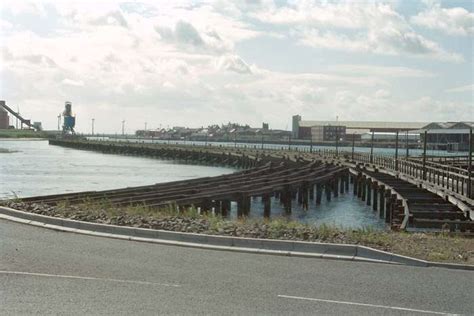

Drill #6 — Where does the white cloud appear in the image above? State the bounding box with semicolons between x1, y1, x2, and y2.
297;27;462;62
216;55;252;74
155;20;232;53
62;78;84;87
375;89;391;99
255;2;463;62
0;0;471;131
330;64;435;77
445;84;474;93
411;5;474;36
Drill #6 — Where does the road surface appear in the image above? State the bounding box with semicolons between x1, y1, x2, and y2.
1;220;472;315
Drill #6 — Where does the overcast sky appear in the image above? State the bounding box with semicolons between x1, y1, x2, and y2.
0;0;472;133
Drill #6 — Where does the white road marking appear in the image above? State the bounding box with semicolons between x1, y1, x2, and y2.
0;270;181;287
278;295;459;315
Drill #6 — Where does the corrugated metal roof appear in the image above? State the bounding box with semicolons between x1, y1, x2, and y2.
416;129;471;134
299;120;427;129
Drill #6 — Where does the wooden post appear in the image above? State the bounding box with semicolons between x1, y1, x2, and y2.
283;184;292;213
468;128;472;199
309;184;315;200
372;181;378;211
333;179;339;197
345;173;350;191
213;200;221;216
395;130;399;171
221;199;231;217
325;182;332;201
370;131;374;164
244;195;251;216
366;178;372;206
351;133;355;161
310;138;313;153
262;194;271;218
422;130;427;180
379;185;385;218
236;194;250;217
316;184;322;205
361;175;366;201
297;186;304;205
357;174;363;198
339;176;344;194
302;182;309;210
353;174;358;195
384;191;392;223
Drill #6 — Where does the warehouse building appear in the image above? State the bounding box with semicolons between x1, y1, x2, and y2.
292;115;427;140
418;122;473;151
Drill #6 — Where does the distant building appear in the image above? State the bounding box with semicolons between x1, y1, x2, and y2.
292;115;427;140
262;122;269;130
0;106;9;129
311;125;346;142
33;122;42;131
418;122;473;151
360;132;420;142
292;115;301;138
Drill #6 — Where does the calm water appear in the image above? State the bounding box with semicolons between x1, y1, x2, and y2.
0;139;235;199
0;139;385;229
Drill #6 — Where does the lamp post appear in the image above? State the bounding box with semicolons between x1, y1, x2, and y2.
422;130;428;180
121;120;125;136
91;118;95;136
468;128;472;198
395;130;399;171
406;131;409;158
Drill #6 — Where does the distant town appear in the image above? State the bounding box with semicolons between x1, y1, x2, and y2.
0;100;472;151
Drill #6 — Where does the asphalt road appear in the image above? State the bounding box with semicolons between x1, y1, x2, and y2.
1;220;473;315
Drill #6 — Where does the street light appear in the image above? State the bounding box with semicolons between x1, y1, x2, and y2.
121;120;125;136
91;118;95;136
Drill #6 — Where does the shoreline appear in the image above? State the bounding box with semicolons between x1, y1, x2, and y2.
2;200;472;265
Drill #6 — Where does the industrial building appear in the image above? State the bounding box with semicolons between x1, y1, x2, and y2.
0;106;9;129
292;115;427;140
292;115;472;151
418;122;473;151
360;132;420;142
310;125;346;142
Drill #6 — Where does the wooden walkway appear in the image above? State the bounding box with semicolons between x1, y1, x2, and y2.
353;169;473;232
9;139;473;232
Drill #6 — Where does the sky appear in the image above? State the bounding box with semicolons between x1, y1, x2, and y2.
0;0;473;133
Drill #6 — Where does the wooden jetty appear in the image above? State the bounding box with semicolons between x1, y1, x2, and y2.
10;139;473;233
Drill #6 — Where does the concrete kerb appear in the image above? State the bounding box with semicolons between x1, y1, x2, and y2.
0;206;472;271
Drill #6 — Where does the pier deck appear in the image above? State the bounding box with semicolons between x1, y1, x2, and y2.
6;139;473;233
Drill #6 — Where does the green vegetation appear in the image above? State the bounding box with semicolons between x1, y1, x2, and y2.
0;129;52;139
2;198;473;265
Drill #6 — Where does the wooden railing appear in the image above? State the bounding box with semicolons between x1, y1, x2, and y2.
312;149;472;200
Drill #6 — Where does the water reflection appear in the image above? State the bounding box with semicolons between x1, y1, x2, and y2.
1;139;386;229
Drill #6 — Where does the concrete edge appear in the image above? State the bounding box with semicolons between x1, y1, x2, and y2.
1;206;473;271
